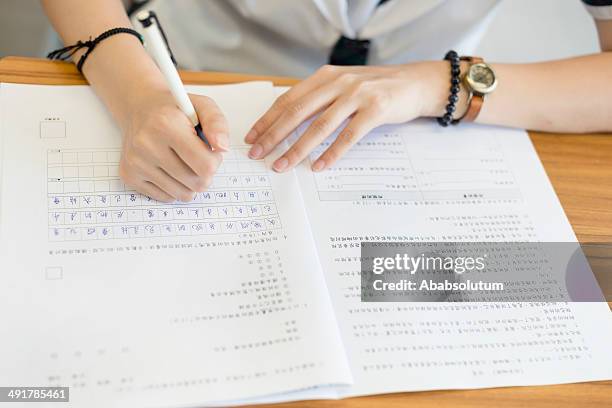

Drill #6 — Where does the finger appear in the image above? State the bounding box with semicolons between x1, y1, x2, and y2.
247;82;340;160
143;165;196;203
170;128;223;182
311;109;380;172
133;180;175;203
245;65;341;143
121;167;175;203
190;94;230;151
271;97;359;172
159;148;208;192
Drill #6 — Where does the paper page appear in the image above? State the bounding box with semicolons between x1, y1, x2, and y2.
0;83;352;407
292;118;612;396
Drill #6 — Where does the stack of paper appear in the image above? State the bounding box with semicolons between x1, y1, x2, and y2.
0;82;610;407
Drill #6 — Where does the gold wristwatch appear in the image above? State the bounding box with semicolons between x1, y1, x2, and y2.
461;57;498;122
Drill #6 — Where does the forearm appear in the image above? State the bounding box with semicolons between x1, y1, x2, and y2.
425;53;612;133
41;0;167;129
479;54;612;132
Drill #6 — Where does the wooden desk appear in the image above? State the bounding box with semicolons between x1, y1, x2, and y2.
1;56;611;408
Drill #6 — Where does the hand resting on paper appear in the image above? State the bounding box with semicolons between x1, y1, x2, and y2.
244;63;454;173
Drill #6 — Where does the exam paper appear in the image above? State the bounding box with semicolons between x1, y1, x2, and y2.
293;119;612;396
0;83;352;407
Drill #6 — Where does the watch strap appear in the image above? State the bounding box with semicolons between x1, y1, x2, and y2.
463;93;484;122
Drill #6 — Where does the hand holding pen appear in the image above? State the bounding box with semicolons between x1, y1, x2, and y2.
114;10;229;203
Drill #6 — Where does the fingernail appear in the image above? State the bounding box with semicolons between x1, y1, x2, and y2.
312;159;325;172
248;143;263;159
245;129;257;144
216;134;230;152
273;157;289;172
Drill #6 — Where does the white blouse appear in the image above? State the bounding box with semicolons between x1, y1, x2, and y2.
133;0;611;77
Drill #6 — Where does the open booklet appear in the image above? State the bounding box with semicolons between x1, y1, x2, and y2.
0;82;611;408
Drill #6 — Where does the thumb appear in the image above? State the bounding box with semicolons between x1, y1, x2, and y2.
189;94;230;152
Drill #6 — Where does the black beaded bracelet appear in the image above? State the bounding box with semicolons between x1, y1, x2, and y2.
436;50;462;127
47;28;144;73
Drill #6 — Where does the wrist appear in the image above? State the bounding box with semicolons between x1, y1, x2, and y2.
80;35;170;130
418;60;470;119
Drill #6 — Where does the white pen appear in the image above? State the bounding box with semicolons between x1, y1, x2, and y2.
137;10;211;148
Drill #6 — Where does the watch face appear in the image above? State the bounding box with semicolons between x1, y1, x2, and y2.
467;63;497;94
